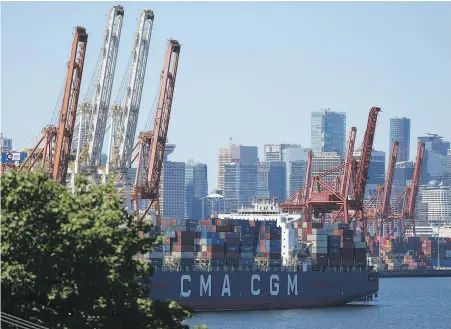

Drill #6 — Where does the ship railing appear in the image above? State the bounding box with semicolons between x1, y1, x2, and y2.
151;264;372;273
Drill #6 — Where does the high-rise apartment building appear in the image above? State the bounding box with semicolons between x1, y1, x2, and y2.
311;109;346;159
223;162;258;212
257;161;286;202
217;144;258;190
185;160;208;220
264;144;302;162
389;117;411;162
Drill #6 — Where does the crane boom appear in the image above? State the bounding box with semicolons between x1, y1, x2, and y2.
381;141;399;217
111;10;154;172
407;142;425;218
146;39;180;205
85;6;124;168
131;40;181;220
53;27;88;184
353;107;381;211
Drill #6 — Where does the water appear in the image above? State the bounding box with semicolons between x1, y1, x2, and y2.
187;277;451;329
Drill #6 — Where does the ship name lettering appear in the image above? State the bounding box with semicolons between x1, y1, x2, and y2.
287;274;298;296
251;274;260;296
181;275;191;298
221;274;231;296
270;274;279;296
200;274;211;297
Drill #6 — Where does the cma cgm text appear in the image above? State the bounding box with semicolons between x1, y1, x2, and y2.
180;274;299;297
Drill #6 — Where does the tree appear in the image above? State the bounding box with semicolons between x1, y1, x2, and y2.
1;171;199;329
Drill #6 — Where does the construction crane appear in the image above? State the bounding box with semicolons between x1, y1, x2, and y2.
73;6;124;182
106;10;154;179
131;39;181;222
19;27;88;185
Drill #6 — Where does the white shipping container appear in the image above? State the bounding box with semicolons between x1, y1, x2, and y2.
307;234;328;242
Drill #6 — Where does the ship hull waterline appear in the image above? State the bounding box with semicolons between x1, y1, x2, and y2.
149;270;379;312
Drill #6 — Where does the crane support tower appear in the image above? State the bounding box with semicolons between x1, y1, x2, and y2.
279;150;312;217
107;10;155;176
131;39;181;222
19;27;88;185
75;6;124;175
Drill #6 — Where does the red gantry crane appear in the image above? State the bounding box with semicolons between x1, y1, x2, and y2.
131;39;181;222
19;27;88;184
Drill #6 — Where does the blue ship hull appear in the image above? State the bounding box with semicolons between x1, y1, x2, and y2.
149;269;379;311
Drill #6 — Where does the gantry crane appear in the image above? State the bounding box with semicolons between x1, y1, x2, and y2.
131;39;181;222
18;27;88;184
106;10;154;179
307;126;357;224
72;6;124;183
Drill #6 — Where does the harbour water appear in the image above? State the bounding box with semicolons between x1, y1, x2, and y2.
187;277;451;329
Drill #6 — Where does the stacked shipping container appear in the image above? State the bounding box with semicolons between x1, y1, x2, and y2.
148;217;368;268
376;236;451;270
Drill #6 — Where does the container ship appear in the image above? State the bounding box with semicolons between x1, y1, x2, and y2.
146;198;379;311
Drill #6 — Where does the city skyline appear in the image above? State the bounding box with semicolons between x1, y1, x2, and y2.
2;2;451;190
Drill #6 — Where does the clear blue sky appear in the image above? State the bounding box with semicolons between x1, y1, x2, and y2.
2;1;451;190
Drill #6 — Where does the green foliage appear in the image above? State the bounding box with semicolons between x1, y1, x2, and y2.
1;171;199;329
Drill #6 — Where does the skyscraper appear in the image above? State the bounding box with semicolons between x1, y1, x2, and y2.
185;160;208;220
389;117;411;162
223;162;258;212
311;152;341;185
282;147;311;199
311;109;346;159
217;144;258;190
159;144;186;222
257;161;286;202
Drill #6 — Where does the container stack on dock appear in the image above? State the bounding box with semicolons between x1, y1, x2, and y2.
378;236;451;270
